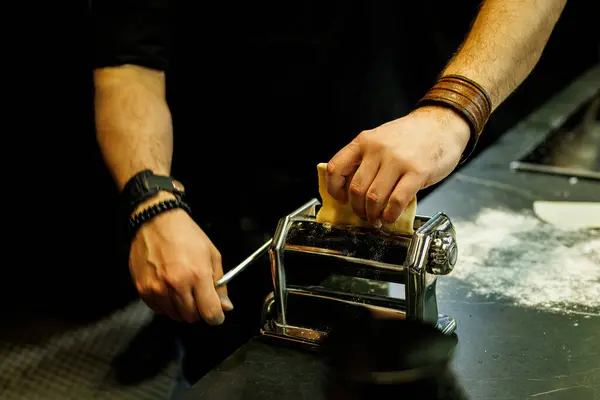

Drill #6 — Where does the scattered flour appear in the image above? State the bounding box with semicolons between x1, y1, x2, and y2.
446;208;600;314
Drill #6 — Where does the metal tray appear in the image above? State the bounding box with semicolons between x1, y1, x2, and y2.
510;94;600;180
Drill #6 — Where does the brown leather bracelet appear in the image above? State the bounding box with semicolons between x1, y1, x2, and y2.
416;74;492;164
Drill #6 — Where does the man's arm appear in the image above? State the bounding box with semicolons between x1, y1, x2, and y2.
326;0;567;226
94;66;172;191
92;1;232;324
92;0;174;189
443;0;567;111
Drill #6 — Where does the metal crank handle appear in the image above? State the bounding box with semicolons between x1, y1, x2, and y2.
214;238;273;288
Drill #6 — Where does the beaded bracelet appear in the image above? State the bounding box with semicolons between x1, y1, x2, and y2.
127;198;192;239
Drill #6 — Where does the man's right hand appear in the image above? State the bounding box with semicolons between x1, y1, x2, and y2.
129;197;233;324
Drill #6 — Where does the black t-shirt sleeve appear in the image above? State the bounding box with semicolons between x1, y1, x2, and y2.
92;0;173;71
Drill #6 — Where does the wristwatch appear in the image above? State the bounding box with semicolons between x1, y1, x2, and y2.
121;170;186;216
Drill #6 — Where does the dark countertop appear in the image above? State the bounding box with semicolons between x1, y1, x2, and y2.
183;65;600;400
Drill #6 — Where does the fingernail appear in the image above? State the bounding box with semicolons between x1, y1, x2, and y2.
219;294;234;311
373;219;382;229
208;312;225;326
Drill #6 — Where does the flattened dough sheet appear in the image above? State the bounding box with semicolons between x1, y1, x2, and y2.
315;163;417;234
533;201;600;230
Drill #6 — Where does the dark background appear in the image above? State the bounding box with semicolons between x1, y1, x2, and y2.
6;0;598;320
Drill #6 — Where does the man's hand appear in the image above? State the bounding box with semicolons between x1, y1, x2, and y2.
326;106;470;226
326;0;567;226
94;66;231;324
129;195;234;324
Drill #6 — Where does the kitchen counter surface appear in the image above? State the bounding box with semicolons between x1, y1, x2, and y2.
183;65;600;400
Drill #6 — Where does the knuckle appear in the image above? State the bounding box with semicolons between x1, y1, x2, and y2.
163;273;185;289
349;182;365;196
151;283;169;297
137;281;168;298
383;211;399;224
196;267;213;282
366;189;382;204
371;140;384;152
356;130;371;141
359;130;382;146
326;160;338;174
388;195;408;209
402;159;427;177
390;148;411;163
212;250;222;265
137;284;152;297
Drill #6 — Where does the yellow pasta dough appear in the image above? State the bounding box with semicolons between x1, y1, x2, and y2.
315;163;417;234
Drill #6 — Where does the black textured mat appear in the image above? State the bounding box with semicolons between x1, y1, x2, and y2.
0;301;177;400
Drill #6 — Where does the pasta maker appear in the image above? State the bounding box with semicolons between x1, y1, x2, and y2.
253;198;459;349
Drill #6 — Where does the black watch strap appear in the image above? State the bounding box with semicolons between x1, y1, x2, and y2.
121;170;186;216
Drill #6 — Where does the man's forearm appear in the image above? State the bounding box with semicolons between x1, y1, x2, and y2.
443;0;567;111
94;65;173;191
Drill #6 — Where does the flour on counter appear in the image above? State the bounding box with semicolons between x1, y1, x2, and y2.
445;208;600;313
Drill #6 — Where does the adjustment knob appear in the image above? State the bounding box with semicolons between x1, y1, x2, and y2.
427;231;457;275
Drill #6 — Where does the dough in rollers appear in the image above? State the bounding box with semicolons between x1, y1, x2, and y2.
315;163;417;234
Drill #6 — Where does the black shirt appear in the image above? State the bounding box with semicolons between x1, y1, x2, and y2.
90;1;483;223
93;0;173;71
92;0;410;220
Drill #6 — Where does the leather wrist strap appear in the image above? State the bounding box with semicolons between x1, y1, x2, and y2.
417;74;492;164
127;198;192;240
